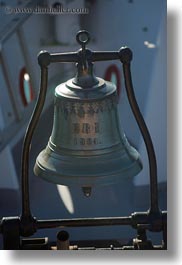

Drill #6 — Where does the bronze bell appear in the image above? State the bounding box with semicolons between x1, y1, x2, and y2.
34;31;142;188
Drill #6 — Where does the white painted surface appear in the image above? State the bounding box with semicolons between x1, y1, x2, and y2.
48;0;84;44
134;11;166;186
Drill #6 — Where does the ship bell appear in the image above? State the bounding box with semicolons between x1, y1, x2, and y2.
34;31;143;189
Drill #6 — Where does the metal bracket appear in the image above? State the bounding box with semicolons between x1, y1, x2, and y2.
1;217;20;250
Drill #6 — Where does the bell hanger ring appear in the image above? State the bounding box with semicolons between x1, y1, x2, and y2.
37;30;132;68
76;30;90;70
76;30;90;50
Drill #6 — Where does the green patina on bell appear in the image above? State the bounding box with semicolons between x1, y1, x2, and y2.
34;31;142;188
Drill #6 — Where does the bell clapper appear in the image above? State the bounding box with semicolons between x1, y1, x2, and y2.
82;186;92;197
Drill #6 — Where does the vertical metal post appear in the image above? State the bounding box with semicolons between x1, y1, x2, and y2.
57;231;70;250
20;65;48;231
119;47;160;214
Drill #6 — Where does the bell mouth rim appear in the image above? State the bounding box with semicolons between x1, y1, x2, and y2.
34;156;142;187
34;142;143;186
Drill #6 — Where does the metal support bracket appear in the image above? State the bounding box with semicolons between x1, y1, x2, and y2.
1;217;20;250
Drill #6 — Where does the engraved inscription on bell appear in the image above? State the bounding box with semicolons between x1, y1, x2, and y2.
51;94;121;151
72;122;101;147
73;122;99;134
